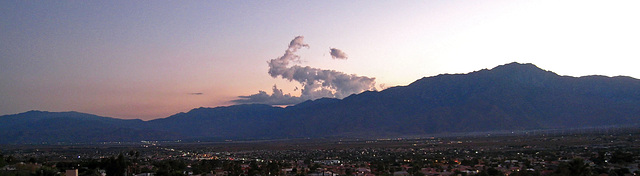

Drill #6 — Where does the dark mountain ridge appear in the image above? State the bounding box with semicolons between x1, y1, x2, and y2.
0;111;176;144
1;62;639;144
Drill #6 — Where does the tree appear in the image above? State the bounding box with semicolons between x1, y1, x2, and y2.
478;167;503;176
154;159;187;176
511;170;540;176
0;154;7;168
34;166;61;176
105;154;128;176
309;163;320;173
554;158;591;176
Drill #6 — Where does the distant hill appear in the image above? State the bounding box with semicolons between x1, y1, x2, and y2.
2;62;639;144
0;111;178;143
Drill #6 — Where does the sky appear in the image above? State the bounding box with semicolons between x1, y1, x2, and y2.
1;1;639;120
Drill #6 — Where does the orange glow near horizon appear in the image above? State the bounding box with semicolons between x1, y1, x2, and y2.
2;1;639;120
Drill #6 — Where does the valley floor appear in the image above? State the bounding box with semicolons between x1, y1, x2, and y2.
1;128;639;176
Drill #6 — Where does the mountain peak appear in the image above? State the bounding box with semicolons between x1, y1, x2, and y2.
409;62;557;87
496;62;537;67
3;62;640;144
489;62;549;74
24;110;49;114
479;62;557;88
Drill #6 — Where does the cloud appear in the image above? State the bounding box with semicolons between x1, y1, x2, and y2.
329;48;348;59
231;85;305;105
233;36;376;105
189;93;204;95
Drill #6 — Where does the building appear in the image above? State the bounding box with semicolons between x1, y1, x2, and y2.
65;169;78;176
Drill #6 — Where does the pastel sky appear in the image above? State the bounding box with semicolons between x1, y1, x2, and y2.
2;1;639;120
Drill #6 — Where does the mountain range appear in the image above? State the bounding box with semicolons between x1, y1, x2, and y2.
2;62;639;144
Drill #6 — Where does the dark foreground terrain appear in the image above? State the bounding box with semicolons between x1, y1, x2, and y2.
1;128;639;176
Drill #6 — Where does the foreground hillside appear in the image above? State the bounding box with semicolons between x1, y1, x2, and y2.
2;62;639;143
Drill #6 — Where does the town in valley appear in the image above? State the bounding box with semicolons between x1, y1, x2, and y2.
2;128;639;176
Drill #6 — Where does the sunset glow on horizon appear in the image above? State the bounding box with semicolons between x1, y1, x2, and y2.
2;1;639;120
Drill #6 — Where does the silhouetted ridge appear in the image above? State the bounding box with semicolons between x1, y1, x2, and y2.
288;98;340;110
2;62;639;143
489;62;552;75
0;111;173;144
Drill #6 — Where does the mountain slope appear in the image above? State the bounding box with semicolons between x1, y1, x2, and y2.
324;63;640;135
0;111;177;144
145;104;285;139
143;62;640;139
2;62;639;143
